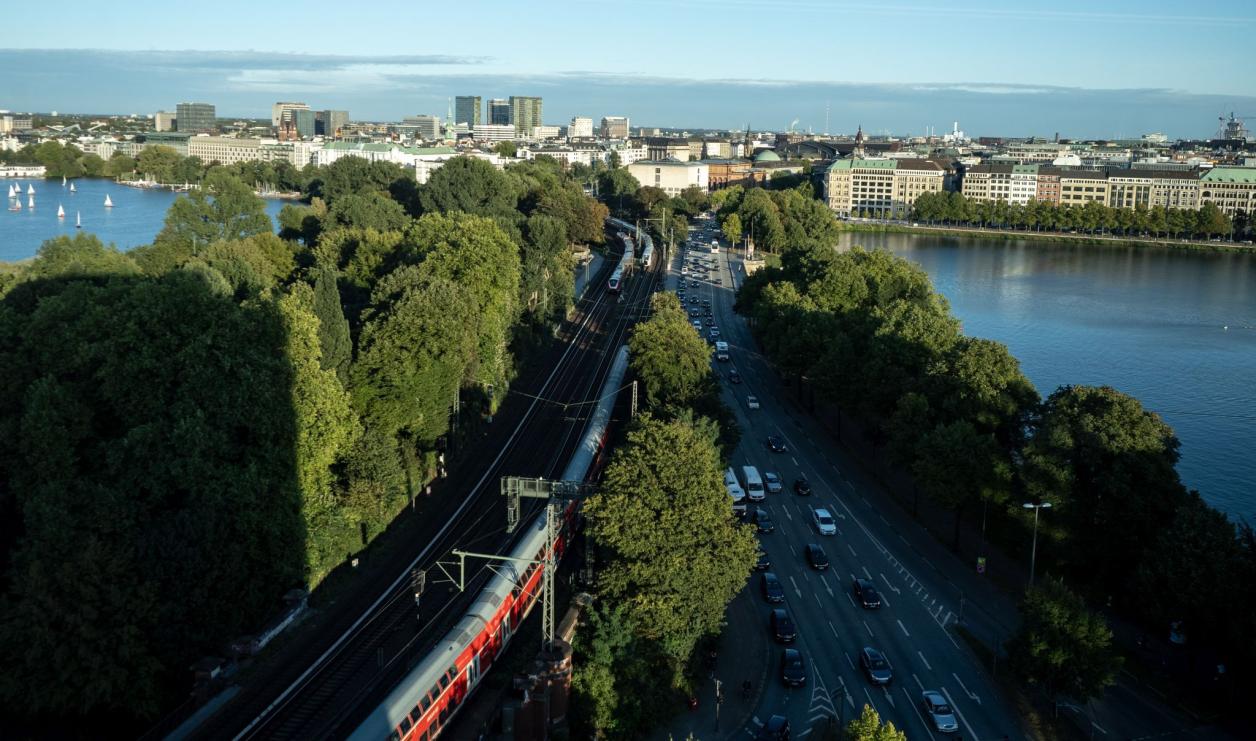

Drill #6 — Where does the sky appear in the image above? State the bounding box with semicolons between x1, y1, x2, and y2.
2;0;1254;138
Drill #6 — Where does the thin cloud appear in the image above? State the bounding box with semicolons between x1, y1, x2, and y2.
1;48;488;71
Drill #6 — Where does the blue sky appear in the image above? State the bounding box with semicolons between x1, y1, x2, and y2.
2;0;1254;138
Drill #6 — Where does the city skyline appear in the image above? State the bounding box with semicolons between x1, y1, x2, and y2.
2;0;1255;138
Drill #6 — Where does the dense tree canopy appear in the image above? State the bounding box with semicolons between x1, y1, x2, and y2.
153;170;273;253
628;293;713;408
1007;578;1122;702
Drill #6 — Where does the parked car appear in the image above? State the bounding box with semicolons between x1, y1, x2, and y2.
804;543;830;570
761;572;785;603
770;608;797;644
793;475;812;496
766;435;787;453
755;550;771;571
921;690;959;734
859;646;893;685
853;577;881;609
813;507;837;535
780;648;807;687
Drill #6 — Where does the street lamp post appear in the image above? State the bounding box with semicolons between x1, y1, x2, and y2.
1022;502;1053;586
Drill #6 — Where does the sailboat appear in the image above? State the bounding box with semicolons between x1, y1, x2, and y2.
69;182;77;193
104;194;113;208
28;194;34;209
57;204;65;219
5;184;11;198
27;184;34;195
9;198;20;212
62;175;67;187
75;211;81;228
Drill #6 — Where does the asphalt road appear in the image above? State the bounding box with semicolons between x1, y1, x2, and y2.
668;223;1020;740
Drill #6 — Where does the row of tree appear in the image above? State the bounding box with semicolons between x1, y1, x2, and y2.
0;154;608;729
572;293;755;738
909;190;1242;240
736;234;1256;707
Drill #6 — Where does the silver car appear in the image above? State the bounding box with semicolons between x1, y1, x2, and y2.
921;690;958;733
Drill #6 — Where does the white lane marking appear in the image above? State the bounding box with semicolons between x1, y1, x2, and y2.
791;456;799;466
847;544;858;558
845;652;856;671
897;619;911;638
903;686;938;741
863;688;879;715
823;575;835;597
882;685;896;708
880;593;892;608
863;620;874;637
913;673;926;692
838;677;855;708
918;650;933;671
797;729;812;738
846;593;859;609
790;576;803;599
862;566;874;580
830;621;841;641
879;572;902;595
941;686;980;740
815;593;823;607
951;672;982;705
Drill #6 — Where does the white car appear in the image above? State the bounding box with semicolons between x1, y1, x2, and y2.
747;395;760;410
921;690;959;734
813;507;837;535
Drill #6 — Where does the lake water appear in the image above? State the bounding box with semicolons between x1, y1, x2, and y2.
0;177;288;262
839;232;1256;524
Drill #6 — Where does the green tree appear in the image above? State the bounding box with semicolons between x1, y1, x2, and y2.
325;191;411;232
493;140;518;158
418;156;520;219
628;293;713;408
136;145;183;183
1007;578;1122;702
21;233;140;280
721;211;742;246
308;156;410;205
312;266;352;383
584;415;757;679
913;421;1011;550
1196;202;1231;238
844;704;908;741
154;170;272;254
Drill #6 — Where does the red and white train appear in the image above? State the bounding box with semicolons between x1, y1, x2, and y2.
347;346;630;741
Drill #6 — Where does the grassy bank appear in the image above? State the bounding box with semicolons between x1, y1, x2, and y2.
837;221;1254;253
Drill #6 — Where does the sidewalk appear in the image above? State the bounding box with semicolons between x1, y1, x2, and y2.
654;588;771;741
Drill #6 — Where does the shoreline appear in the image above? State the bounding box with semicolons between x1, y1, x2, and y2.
837;221;1254;253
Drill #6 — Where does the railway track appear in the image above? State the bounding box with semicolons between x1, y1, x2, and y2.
180;229;660;741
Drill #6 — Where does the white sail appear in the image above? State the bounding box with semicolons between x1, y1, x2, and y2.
28;195;34;209
76;211;81;228
104;194;114;208
57;204;65;218
27;184;34;195
70;182;76;193
62;175;67;186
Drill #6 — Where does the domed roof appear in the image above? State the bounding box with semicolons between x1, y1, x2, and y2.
753;148;781;162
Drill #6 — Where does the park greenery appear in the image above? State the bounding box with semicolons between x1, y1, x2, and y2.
843;704;908;741
733;193;1256;707
572;294;755;739
908;191;1243;240
0;154;607;728
1007;578;1122;703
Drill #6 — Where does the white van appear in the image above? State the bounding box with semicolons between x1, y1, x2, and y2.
715;341;729;361
725;467;747;514
742;465;765;502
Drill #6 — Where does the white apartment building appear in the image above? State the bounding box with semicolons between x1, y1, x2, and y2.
531;125;561;140
522;146;595;168
824;157;945;218
627;160;709;195
568;117;594;139
610;143;647;165
473;124;516;143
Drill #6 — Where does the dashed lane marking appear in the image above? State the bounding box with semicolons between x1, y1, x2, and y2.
897;619;911;638
903;686;938;741
918;650;933;671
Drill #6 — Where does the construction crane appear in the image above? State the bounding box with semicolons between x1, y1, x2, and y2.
1216;112;1254;140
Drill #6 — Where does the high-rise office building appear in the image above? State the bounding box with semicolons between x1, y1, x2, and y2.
569;116;594;139
315;110;350;137
601;116;630;139
404;115;442;141
176;102;217;134
272;101;309;128
154;111;175;132
509;96;543;138
455;96;482;128
292;109;316;139
489;99;511;126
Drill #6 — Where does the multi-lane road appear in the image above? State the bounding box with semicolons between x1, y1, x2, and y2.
667;221;1020;739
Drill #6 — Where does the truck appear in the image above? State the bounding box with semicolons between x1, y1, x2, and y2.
715;341;729;361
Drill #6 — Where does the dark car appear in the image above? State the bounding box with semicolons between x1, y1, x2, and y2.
755;715;791;741
761;572;785;603
754;507;775;534
766;435;787;453
793;476;812;496
755;550;771;571
728;369;742;384
853;577;881;609
860;646;893;685
780;648;806;687
770;608;797;644
804;544;830;570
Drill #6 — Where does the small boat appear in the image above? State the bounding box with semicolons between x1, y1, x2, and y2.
28;195;34;209
69;182;76;193
27;184;34;195
9;199;20;211
57;204;65;219
104;194;113;208
6;184;14;198
75;211;81;228
62;175;67;187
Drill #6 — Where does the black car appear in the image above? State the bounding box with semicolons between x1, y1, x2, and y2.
780;648;806;687
766;435;787;453
860;646;893;685
804;543;830;570
754;507;775;534
761;572;785;603
793;476;812;496
853;577;881;609
728;369;742;384
755;715;791;741
755;550;771;571
770;608;797;644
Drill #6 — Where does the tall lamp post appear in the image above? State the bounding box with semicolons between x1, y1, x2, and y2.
1022;502;1052;586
